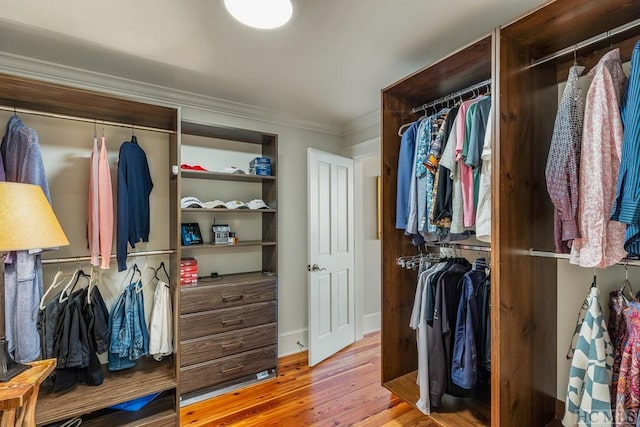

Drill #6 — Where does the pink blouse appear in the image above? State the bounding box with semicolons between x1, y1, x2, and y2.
570;49;628;268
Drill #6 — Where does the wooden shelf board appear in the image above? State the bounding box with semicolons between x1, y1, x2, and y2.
35;358;176;425
79;393;176;427
182;208;276;213
384;372;490;427
181;121;276;144
181;241;276;250
181;170;275;182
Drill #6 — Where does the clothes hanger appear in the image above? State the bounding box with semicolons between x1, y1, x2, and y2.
39;270;72;310
60;268;91;303
398;121;416;137
155;261;171;287
590;268;597;289
118;262;142;293
620;261;634;300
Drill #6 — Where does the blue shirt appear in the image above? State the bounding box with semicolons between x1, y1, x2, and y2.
117;137;153;271
396;121;420;229
612;40;640;255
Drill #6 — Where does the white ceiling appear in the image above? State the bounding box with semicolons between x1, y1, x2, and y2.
0;0;547;132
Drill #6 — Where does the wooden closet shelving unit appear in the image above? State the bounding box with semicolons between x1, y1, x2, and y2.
0;74;181;426
381;1;640;426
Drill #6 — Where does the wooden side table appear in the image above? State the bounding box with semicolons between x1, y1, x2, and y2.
0;359;56;427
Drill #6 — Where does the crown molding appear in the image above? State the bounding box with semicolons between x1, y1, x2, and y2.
0;51;343;136
342;108;380;136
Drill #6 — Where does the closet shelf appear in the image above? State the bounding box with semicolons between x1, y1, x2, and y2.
182;208;277;213
181;241;276;250
35;358;176;426
384;372;490;427
76;392;176;427
181;170;276;183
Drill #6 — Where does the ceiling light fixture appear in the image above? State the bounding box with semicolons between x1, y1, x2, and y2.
224;0;293;30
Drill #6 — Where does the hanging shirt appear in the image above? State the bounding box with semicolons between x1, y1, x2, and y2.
406;119;426;236
456;98;483;228
476;109;492;243
563;286;613;427
149;279;173;360
546;65;586;254
612;40;640;255
570;49;627;268
466;96;491;212
1;115;50;363
88;137;100;266
410;261;448;415
98;136;114;269
432;106;459;228
396;122;420;230
116;137;154;272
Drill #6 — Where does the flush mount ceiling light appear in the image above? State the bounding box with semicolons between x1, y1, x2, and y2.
224;0;293;29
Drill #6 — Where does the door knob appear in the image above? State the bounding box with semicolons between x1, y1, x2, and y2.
307;264;327;272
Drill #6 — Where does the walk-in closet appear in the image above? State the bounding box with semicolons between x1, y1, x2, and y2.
381;0;640;426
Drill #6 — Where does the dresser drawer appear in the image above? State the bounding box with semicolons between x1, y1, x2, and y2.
181;276;276;314
180;301;276;340
180;323;277;367
180;345;277;394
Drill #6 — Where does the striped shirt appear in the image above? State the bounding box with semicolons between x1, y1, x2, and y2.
611;40;640;255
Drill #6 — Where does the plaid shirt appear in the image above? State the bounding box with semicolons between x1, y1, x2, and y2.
545;65;584;253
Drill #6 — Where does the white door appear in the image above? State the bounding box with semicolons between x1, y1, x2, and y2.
307;148;355;366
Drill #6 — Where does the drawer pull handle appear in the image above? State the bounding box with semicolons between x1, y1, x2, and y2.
222;317;244;325
221;364;244;373
222;294;244;302
221;340;244;349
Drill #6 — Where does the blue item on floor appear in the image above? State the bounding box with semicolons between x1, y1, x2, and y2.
109;392;160;411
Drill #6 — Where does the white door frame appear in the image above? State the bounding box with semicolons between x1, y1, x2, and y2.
343;138;380;340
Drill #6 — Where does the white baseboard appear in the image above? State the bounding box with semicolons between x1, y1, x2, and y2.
278;328;308;357
362;312;381;335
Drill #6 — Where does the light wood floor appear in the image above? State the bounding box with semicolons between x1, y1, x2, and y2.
179;332;438;426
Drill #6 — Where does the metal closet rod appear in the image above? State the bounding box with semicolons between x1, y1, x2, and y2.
41;249;177;265
411;78;492;114
0;105;176;135
528;248;640;267
529;17;640;68
428;242;491;253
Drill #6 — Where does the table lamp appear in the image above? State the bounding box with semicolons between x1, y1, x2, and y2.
0;182;69;381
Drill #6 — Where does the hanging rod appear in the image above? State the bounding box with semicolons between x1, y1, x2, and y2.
411;78;492;114
529;17;640;68
428;242;491;253
528;248;640;267
0;105;176;135
41;249;177;265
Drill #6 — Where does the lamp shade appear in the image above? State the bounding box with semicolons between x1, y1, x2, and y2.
0;182;69;251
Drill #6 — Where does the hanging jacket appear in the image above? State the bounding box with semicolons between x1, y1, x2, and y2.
116;137;153;271
451;258;489;389
1;114;51;363
396;121;420;230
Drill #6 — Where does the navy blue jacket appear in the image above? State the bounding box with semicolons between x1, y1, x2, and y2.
117;137;153;271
